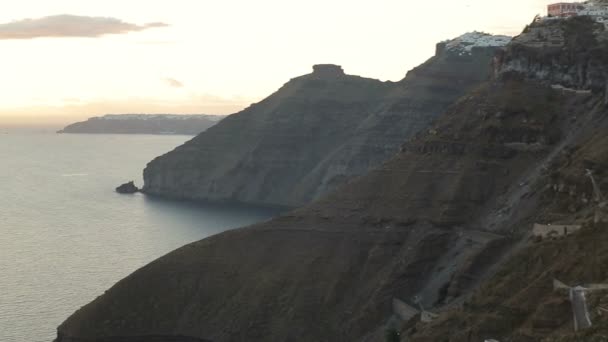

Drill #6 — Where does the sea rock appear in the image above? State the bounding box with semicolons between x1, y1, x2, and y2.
311;64;345;78
115;181;139;194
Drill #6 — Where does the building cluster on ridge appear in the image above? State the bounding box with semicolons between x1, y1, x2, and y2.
441;32;512;56
546;1;608;24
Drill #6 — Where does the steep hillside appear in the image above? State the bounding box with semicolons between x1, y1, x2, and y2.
56;19;608;342
497;16;608;91
407;127;608;342
58;114;224;135
56;77;596;342
142;33;506;207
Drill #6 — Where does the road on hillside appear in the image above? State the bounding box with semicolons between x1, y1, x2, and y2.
570;287;592;331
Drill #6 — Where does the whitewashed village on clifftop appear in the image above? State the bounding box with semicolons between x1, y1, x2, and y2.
545;0;608;25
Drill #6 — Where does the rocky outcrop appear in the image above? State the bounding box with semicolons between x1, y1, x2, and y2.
115;181;139;194
496;16;608;92
142;34;507;207
58;114;224;135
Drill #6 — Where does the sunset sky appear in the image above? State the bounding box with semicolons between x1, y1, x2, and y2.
1;0;549;128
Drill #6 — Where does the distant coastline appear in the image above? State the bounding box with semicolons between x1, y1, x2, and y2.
57;114;226;135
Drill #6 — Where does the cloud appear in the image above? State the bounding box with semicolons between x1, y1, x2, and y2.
0;15;168;40
163;77;184;88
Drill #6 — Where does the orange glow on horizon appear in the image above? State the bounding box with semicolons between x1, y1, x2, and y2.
1;0;550;126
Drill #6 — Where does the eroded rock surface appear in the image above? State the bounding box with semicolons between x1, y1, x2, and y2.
115;181;139;194
142;35;505;207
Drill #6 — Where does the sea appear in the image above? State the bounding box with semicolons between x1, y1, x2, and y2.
0;133;282;342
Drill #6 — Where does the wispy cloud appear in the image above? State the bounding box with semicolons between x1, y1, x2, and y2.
163;77;184;88
0;15;168;40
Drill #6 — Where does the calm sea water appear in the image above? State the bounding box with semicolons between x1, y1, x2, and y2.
0;133;281;342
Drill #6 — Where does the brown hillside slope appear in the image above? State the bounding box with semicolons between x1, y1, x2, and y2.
407;224;608;342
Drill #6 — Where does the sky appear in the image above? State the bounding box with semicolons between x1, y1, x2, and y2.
0;0;550;128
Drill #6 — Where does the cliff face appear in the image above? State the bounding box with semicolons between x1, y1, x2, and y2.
143;65;392;207
58;114;224;135
496;16;608;92
142;34;504;207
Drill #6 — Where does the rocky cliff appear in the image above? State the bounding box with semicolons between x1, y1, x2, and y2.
407;117;608;342
496;16;608;92
58;114;224;135
401;16;608;342
142;33;507;207
56;21;608;342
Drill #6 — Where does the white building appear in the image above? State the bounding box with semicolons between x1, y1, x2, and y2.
532;223;582;238
546;1;608;25
579;1;608;16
